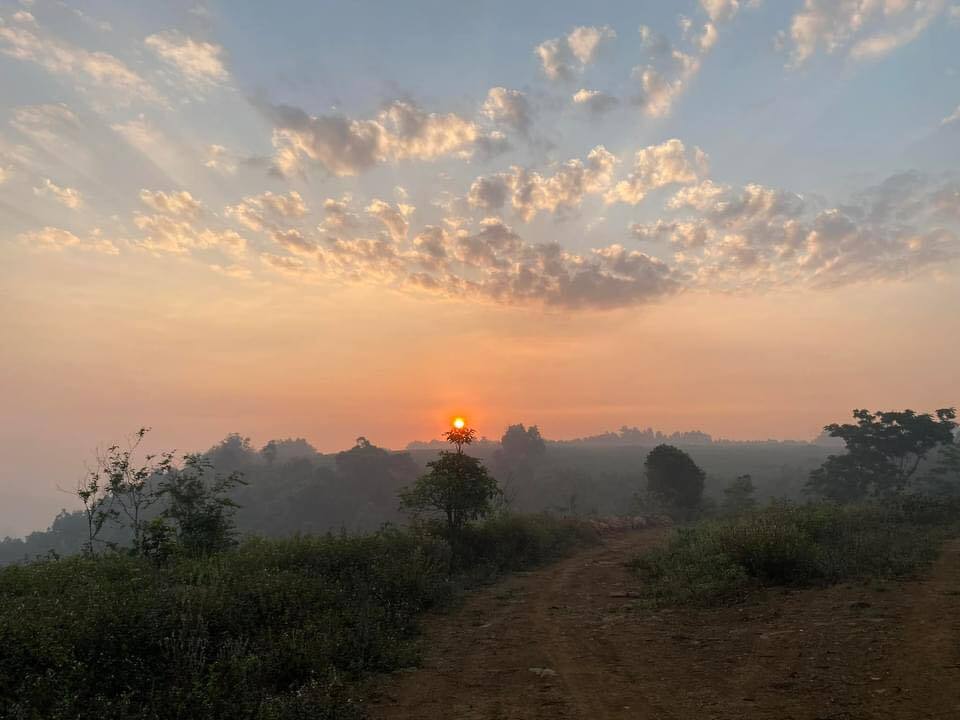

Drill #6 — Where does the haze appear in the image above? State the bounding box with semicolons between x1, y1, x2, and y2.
1;0;959;537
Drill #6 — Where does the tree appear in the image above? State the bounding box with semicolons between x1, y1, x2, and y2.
922;437;960;497
493;424;547;507
644;444;705;512
86;428;174;553
722;474;756;514
156;454;246;556
806;408;957;501
400;423;499;533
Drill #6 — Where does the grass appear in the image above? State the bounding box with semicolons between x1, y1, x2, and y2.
0;513;595;720
631;497;959;607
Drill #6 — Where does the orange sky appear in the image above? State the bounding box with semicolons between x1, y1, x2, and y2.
2;245;957;535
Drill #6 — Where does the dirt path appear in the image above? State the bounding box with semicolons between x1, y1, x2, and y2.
368;531;960;720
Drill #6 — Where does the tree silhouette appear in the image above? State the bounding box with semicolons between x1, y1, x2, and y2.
807;408;957;501
644;444;705;512
400;422;499;532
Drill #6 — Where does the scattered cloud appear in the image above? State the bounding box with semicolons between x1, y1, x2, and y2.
482;87;533;135
33;178;83;209
133;213;245;255
784;0;947;67
17;226;118;254
700;0;741;23
535;25;616;81
139;189;203;218
366;199;415;242
226;190;308;232
0;21;161;103
606;139;708;205
204;144;237;173
942;105;960;126
468;145;617;221
572;89;619;115
632;172;959;292
145;31;229;87
260;100;485;177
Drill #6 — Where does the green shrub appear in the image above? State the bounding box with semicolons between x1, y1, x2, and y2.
0;514;593;719
446;514;599;577
632;498;958;607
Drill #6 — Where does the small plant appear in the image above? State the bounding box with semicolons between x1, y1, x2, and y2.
632;498;958;606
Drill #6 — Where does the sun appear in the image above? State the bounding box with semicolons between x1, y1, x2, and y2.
452;417;466;429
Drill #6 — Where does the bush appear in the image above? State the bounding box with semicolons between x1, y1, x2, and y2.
632;498;958;607
445;514;599;577
0;514;594;719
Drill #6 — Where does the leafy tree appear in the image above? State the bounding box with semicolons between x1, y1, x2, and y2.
87;428;174;553
499;424;546;462
922;437;960;497
644;444;705;512
400;423;499;532
722;474;756;514
493;424;547;507
806;408;957;501
156;454;246;556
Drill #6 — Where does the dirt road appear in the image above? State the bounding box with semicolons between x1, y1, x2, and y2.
369;530;960;720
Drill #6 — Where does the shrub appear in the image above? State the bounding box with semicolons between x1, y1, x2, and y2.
0;514;594;719
632;498;958;607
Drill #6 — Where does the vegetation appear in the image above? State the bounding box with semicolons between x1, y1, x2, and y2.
721;474;756;514
633;498;958;607
644;443;706;516
400;424;500;534
0;513;594;719
0;423;597;719
806;408;957;502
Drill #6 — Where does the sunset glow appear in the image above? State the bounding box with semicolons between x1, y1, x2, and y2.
0;0;958;537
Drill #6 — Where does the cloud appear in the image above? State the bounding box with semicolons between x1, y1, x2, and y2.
33;178;82;209
646;172;959;291
226;190;308;232
366;199;415;242
481;87;533;135
204;144;236;173
0;166;7;184
468;145;617;221
700;0;740;23
632;49;702;118
17;226;118;254
0;22;161;103
10;103;82;146
571;89;619;115
314;215;681;309
110;115;170;156
133;214;246;255
943;105;960;126
145;31;228;87
535;25;616;81
784;0;947;67
139;189;203;218
606;139;708;205
260;100;483;177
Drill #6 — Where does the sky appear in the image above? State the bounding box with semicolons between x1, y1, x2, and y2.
1;0;959;535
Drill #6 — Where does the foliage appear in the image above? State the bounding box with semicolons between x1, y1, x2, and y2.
2;431;839;564
644;444;706;514
807;408;957;502
922;438;960;497
155;454;247;557
632;498;958;606
400;451;500;532
82;428;175;554
722;474;757;514
0;514;593;720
